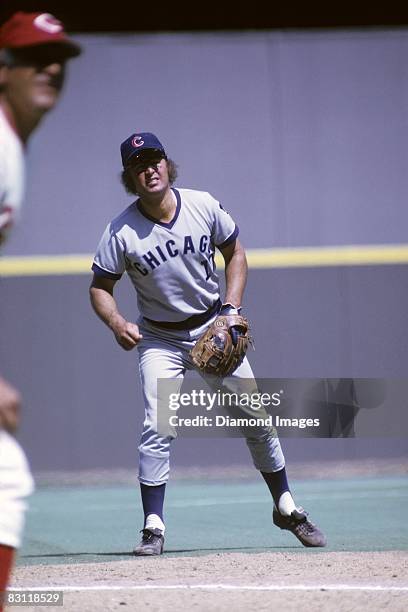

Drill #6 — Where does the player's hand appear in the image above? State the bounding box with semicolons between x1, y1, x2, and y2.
0;376;21;433
109;314;143;350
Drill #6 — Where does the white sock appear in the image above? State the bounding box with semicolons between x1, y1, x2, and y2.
144;513;165;534
277;491;297;516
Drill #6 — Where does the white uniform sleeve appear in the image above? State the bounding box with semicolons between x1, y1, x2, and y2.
209;194;239;248
92;223;126;280
0;135;24;242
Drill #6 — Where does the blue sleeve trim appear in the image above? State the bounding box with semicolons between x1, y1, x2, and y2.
92;263;122;280
217;225;239;249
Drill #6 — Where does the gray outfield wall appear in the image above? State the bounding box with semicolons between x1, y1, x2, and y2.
1;29;407;471
1;269;408;472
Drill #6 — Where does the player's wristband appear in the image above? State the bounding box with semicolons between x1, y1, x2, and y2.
220;303;241;315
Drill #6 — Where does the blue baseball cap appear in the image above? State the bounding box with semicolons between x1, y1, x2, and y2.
120;132;167;168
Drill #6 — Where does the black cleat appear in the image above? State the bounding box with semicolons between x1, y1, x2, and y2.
133;528;164;556
273;507;327;547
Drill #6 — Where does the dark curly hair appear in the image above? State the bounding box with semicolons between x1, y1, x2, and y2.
120;158;178;196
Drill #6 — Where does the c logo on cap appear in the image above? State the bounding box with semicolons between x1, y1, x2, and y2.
132;136;145;148
34;13;63;34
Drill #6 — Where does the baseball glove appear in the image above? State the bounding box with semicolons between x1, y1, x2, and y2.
190;305;252;377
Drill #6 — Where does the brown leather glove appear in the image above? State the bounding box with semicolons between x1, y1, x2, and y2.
190;305;252;377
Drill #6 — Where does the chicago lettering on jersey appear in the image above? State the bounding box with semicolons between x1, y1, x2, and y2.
130;234;213;276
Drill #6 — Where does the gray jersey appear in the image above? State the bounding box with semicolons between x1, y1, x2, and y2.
92;188;238;322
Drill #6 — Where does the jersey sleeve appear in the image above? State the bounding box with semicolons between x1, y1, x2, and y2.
0;143;24;243
92;223;126;280
209;194;239;248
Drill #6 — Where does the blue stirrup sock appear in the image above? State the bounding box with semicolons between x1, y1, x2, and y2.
140;483;166;532
261;467;296;516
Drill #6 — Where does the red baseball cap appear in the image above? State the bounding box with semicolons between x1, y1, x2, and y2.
0;12;81;58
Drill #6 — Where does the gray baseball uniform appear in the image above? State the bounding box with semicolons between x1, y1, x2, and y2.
92;187;285;485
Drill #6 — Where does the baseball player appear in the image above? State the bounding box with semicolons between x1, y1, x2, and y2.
90;132;327;555
0;12;81;603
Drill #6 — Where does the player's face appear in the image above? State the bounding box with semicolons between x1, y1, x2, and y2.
128;153;170;198
1;47;66;116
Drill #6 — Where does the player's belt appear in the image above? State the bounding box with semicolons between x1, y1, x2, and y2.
144;299;222;331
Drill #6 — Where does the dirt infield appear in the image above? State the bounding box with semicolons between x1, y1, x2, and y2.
10;550;408;612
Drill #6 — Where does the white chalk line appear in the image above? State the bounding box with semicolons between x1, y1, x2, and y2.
9;584;408;593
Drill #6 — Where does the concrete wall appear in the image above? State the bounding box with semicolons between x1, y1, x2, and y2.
1;29;407;471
